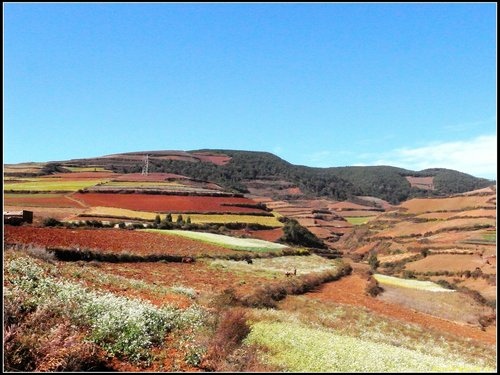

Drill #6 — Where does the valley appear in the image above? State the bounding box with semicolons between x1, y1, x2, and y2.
3;150;496;372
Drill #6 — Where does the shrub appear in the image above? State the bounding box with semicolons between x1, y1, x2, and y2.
201;308;251;371
279;219;326;249
43;217;63;227
365;276;384;297
367;251;380;271
402;270;416;279
478;314;496;330
4;290;110;372
154;215;161;225
435;279;455;290
210;288;240;310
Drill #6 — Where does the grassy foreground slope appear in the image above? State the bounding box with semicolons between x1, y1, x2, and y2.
246;321;494;372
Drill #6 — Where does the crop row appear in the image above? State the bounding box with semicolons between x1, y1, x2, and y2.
245;321;493;372
373;274;454;292
80;206;283;226
145;229;288;252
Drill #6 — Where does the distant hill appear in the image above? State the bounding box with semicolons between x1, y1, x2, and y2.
14;149;494;204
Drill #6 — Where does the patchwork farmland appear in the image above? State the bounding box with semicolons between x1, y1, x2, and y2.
3;153;496;372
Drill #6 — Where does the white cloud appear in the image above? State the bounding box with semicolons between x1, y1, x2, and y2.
443;116;497;133
367;135;497;179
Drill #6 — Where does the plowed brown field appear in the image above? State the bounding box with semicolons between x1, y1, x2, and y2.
400;195;494;214
72;193;266;213
4;194;84;208
95;261;266;299
4;226;242;257
306;273;495;345
405;253;495;274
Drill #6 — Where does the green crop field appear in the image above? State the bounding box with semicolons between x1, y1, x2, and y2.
345;216;374;225
245;321;493;372
64;166;109;172
3;178;110;191
144;229;289;252
482;231;496;242
208;255;338;278
374;274;454;292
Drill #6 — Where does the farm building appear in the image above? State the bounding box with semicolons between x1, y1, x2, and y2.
4;210;33;225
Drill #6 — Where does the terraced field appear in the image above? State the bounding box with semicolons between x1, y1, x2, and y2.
400;195;495;214
145;229;289;252
3;161;496;372
4;178;110;191
404;254;492;273
372;217;496;238
78;207;283;227
4;193;85;208
4;225;243;258
72;193;267;214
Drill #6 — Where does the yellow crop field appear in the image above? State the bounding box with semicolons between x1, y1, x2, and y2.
400;195;494;214
3;178;110;192
187;213;283;227
80;207;283;226
65;166;109;172
373;217;496;238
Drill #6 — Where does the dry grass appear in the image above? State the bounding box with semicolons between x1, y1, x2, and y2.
404;254;485;273
201;308;250;371
400;195;495;214
376;284;494;326
373;217;495;238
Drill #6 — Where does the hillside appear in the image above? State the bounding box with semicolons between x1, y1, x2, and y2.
337;185;497;304
7;149;493;204
3;151;497;372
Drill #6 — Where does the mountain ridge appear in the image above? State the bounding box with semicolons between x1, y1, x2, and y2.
6;149;495;204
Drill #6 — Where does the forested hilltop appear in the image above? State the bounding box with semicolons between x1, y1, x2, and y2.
45;149;494;204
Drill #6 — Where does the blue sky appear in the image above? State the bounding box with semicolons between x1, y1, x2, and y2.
4;3;497;179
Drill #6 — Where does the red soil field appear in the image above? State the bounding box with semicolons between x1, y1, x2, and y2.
192;152;232;165
329;201;375;211
45;172;117;179
3;206;86;223
4;226;242;257
230;228;284;242
405;176;434;190
95;261;266;300
284;187;303;195
404;254;492;273
4;194;85;208
65;266;194;309
71;193;267;214
305;272;495;345
112;173;191;182
336;210;381;217
352;243;378;255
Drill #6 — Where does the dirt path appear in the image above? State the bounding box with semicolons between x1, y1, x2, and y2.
306;273;496;346
65;193;89;208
